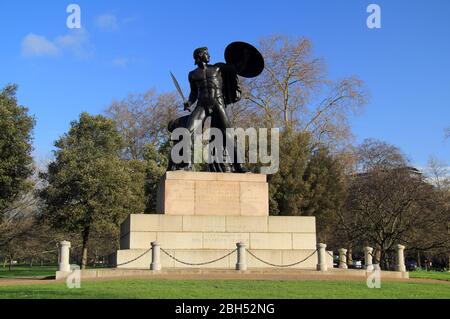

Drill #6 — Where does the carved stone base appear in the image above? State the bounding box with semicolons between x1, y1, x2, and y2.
156;171;268;216
114;214;329;270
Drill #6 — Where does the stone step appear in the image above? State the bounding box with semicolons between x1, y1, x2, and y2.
121;214;316;235
120;231;316;250
56;267;410;280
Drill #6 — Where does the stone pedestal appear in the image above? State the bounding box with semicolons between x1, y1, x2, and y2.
114;172;328;270
156;171;268;216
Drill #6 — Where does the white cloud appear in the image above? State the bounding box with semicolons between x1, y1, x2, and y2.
95;13;118;31
21;33;60;57
123;14;139;25
112;58;129;67
21;29;92;59
55;29;92;58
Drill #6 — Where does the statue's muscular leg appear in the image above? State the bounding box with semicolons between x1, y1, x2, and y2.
211;102;247;173
210;110;231;172
185;105;207;170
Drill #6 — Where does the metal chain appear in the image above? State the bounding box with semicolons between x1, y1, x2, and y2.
116;247;152;267
40;248;59;254
327;251;382;267
326;250;346;263
42;244;83;255
327;250;352;265
246;249;318;268
160;248;237;266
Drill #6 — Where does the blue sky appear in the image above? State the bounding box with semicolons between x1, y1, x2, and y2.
0;0;449;168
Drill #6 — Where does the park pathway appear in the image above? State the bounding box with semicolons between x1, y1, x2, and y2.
0;273;449;287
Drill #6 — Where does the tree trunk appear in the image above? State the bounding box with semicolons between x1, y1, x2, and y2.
81;225;90;269
380;251;388;270
417;251;421;268
81;246;88;270
8;256;12;271
93;248;99;268
30;258;33;267
2;258;7;268
374;246;382;265
284;110;289;128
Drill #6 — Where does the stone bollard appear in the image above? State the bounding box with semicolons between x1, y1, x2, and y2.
364;247;374;271
338;248;348;269
316;243;328;271
396;244;406;272
150;242;161;271
236;242;247;271
58;241;71;272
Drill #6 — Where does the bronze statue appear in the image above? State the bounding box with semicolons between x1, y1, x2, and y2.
168;42;264;173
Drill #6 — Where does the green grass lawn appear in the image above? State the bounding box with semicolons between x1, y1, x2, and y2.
1;266;449;299
0;279;449;299
409;270;450;281
0;265;57;278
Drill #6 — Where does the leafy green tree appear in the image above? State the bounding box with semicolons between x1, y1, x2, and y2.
302;147;345;241
143;143;169;213
127;159;147;214
40;113;144;268
268;130;310;215
268;130;345;244
0;84;35;218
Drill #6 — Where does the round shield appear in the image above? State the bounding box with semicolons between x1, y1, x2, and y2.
225;41;264;78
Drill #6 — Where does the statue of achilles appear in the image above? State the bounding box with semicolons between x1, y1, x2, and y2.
168;42;265;173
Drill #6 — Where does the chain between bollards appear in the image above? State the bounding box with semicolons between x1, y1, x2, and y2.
160;247;237;266
246;249;318;268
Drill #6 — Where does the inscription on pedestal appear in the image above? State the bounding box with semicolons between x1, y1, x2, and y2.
157;172;268;216
165;180;195;215
195;181;240;215
240;182;269;216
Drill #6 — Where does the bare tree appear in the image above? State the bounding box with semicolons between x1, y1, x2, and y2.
426;156;450;191
336;141;449;269
105;89;182;160
241;35;368;148
346;169;445;267
355;138;407;172
0;194;61;269
422;156;450;268
225;101;265;129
